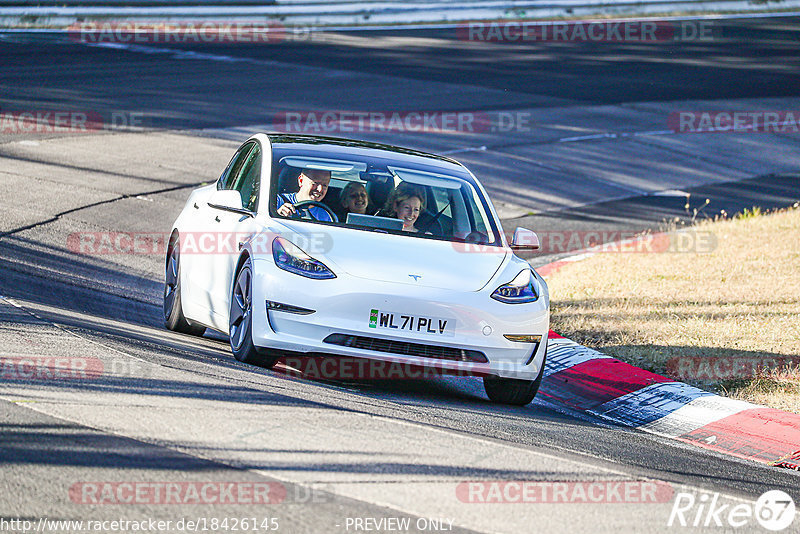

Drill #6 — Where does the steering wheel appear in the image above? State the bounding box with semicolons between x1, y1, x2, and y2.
292;200;339;223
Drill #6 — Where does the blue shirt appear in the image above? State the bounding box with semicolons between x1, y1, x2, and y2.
277;193;333;222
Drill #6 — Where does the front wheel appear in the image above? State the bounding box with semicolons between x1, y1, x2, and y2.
229;258;279;369
164;237;206;336
483;347;547;406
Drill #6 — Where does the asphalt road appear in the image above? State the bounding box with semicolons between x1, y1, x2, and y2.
3;17;800;128
1;14;799;534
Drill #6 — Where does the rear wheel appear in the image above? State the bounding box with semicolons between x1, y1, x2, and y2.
229;258;279;369
483;347;546;406
164;237;206;336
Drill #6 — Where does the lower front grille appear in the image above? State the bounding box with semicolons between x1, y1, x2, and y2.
323;333;488;363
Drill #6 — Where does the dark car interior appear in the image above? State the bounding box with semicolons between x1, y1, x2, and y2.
276;165;447;236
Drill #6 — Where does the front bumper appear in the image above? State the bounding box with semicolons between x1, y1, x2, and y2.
250;258;549;380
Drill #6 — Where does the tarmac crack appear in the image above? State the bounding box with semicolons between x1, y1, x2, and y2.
0;181;203;239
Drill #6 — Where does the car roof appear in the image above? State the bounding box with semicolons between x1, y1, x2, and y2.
265;133;474;180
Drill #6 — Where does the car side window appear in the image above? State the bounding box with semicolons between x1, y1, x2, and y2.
431;187;453;218
463;188;491;238
229;143;262;212
217;142;256;191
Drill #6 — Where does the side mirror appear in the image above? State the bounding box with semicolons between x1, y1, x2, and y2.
510;227;540;251
207;190;251;216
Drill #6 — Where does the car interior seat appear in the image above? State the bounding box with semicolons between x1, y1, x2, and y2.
365;178;394;214
277;166;301;203
416;211;444;236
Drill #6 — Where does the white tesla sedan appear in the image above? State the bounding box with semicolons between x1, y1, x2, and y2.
164;133;549;405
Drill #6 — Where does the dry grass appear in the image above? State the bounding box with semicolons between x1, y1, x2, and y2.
722;367;800;414
545;204;800;413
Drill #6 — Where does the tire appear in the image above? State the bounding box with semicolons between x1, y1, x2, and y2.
229;258;279;369
164;237;206;336
483;346;547;406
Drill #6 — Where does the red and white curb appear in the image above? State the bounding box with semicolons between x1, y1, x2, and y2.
537;247;800;470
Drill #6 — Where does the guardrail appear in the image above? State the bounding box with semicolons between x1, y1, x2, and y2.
2;0;799;28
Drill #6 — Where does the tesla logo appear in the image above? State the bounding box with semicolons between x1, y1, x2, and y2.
408;274;422;281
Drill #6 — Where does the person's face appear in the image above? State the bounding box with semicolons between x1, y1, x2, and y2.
395;196;421;229
298;170;330;202
344;184;368;214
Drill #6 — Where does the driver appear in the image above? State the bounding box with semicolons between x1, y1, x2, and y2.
276;169;333;222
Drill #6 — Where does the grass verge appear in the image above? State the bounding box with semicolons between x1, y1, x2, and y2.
544;203;800;413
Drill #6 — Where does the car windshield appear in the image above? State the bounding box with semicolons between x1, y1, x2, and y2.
270;148;502;246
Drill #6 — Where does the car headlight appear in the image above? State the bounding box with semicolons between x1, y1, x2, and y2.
491;269;539;303
272;237;335;280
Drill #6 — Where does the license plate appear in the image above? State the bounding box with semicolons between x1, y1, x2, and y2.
368;309;455;337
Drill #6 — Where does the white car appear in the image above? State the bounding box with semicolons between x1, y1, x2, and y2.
164;133;550;405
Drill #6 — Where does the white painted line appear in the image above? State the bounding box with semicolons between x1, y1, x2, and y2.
560;252;595;262
558;133;615;142
90;41;267;64
2;9;800;32
558;129;673;143
633;129;674;136
651;189;689;197
440;145;487;154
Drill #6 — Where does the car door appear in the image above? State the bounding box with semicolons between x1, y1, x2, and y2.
205;141;265;331
181;141;255;327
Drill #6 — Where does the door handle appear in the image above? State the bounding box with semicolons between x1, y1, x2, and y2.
214;216;221;222
193;202;199;209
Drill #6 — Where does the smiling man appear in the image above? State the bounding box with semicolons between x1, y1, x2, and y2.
277;168;333;221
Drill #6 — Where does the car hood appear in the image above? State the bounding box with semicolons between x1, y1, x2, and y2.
270;221;508;292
